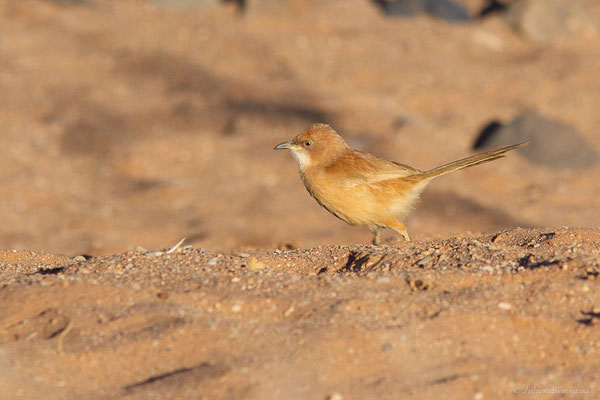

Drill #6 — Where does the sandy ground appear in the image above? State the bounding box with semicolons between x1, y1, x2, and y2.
1;0;600;398
1;228;600;399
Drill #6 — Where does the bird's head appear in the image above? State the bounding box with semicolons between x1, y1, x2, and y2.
274;123;348;169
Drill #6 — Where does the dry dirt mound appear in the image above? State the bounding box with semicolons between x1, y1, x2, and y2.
1;1;600;398
1;0;600;256
1;227;599;399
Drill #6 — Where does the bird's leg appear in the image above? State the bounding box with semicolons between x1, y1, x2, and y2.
371;228;382;245
385;219;411;242
400;230;411;242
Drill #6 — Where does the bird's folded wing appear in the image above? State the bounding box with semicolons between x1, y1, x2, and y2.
327;151;421;187
343;161;421;186
390;161;421;173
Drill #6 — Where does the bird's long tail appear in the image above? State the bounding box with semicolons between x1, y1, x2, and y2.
414;142;529;181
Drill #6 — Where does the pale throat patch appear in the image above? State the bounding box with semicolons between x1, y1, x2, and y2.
291;150;312;168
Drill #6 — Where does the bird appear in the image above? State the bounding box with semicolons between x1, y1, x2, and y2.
274;123;528;245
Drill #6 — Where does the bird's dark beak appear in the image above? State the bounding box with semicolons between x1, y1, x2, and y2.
274;140;293;150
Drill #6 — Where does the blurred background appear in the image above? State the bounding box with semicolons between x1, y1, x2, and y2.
1;0;599;255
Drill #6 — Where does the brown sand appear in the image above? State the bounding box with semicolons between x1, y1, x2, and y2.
1;0;599;398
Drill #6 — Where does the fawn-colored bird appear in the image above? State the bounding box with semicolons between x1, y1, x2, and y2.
274;123;528;245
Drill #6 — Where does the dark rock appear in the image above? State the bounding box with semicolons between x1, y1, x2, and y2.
372;0;470;22
505;0;599;44
473;120;502;148
150;0;244;10
478;0;509;18
473;110;598;169
222;0;246;12
233;0;334;14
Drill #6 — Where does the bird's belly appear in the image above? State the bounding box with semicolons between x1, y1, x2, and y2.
303;177;422;228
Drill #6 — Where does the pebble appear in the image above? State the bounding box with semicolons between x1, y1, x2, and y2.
247;260;267;270
156;292;169;300
581;284;590;293
374;0;469;22
284;306;295;317
498;302;512;310
416;255;433;267
480;265;494;273
231;304;242;313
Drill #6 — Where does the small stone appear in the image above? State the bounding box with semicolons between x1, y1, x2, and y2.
207;258;218;266
382;343;394;351
374;0;469;22
481;265;494;273
231;304;242;313
326;393;343;400
416;255;433;267
147;251;163;257
247;260;267;270
498;302;512;310
236;252;251;258
284;306;295;317
581;284;590;293
406;278;431;291
73;255;87;262
474;392;484;400
134;245;147;252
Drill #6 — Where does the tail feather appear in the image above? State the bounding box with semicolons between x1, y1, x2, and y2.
414;142;529;181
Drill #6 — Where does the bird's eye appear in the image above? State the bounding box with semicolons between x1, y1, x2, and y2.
303;140;313;147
